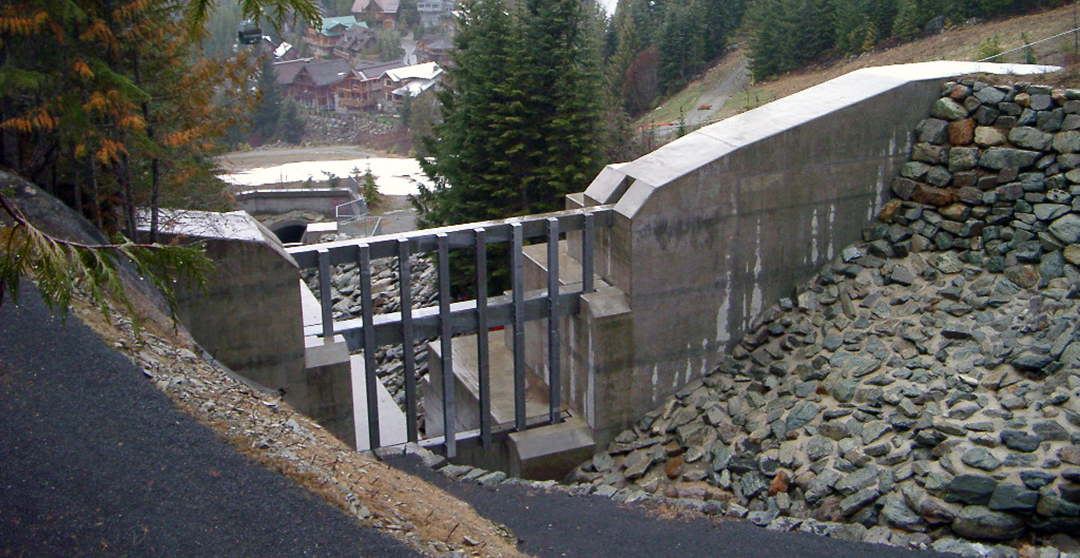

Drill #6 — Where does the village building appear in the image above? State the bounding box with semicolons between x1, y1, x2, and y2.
383;61;443;105
303;16;364;58
333;24;378;61
283;58;352;110
415;34;453;66
416;0;453;27
335;60;406;113
351;0;399;29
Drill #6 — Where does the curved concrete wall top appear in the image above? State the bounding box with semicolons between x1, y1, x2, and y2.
576;61;1060;429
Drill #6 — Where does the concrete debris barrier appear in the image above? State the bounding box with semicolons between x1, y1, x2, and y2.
568;79;1080;553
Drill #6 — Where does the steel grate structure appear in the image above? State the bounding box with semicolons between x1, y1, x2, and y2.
287;206;613;457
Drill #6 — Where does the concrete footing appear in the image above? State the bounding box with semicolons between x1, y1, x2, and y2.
509;418;595;480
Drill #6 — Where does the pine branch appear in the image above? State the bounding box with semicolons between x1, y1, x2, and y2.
0;190;212;327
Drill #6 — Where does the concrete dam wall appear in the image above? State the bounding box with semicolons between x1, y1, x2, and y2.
567;61;1061;446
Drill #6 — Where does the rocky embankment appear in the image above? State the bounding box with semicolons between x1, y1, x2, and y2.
301;112;398;147
305;255;437;408
571;80;1080;554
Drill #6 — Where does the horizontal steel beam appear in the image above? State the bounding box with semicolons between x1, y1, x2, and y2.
287;206;614;268
304;289;584;352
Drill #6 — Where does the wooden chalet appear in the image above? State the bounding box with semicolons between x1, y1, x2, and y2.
352;0;399;29
304;16;364;58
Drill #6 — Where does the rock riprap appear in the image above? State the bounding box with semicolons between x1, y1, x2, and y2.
305;254;438;409
572;80;1080;549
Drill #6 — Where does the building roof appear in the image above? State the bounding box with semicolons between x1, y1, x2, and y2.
272;58;312;86
419;34;454;52
273;41;294;59
301;58;353;87
317;15;361;36
335;24;375;51
391;78;439;98
351;0;399;15
384;61;442;83
353;59;406;80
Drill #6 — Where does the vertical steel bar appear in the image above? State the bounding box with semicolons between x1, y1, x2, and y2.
583;212;595;294
437;233;456;458
475;228;491;447
317;249;334;341
547;218;561;425
398;239;418;444
511;223;527;432
359;245;380;450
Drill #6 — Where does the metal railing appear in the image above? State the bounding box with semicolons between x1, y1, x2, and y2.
287;205;614;457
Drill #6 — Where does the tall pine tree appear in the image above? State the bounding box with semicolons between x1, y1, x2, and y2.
417;0;603;226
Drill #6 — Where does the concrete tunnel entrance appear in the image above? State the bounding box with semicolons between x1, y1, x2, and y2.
272;224;307;244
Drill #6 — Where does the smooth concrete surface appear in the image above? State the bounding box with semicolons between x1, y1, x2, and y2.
424;332;549;437
303;335;356;447
149;210;306;402
300;281;323;329
235;188;358;217
349;353;408;450
508;417;595;480
569;62;1060;447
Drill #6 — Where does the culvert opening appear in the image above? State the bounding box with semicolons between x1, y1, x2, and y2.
273;224;307;244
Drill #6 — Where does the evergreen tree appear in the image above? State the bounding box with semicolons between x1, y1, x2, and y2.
658;4;706;93
399;0;421;29
253;56;284;143
415;0;604;293
892;0;921;41
279;101;305;144
378;29;404;61
415;0;517;228
418;0;603;226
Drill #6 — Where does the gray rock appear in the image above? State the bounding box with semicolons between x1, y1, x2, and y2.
933;98;970;121
1022;471;1057;490
1050;213;1080;243
1012;351;1055;372
785;401;819;432
1001;429;1042;452
740;471;769;499
988;484;1040;512
1010;127;1054;151
1036;492;1080;518
961;448;1003;471
1055;130;1080;154
839;487;881;516
476;471;507;486
932;537;985;558
947;475;998;505
918;118;951;144
623;451;653;480
882;497;925;531
980;148;1041;170
805;436;834;462
952;506;1025;540
712;443;732;472
835;466;879;495
1034;421;1070;442
1034;203;1071;221
806;469;842;502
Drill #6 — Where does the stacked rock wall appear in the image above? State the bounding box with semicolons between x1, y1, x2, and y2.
573;79;1080;552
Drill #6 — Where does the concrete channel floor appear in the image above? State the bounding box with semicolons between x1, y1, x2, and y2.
0;288;420;558
386;452;956;558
